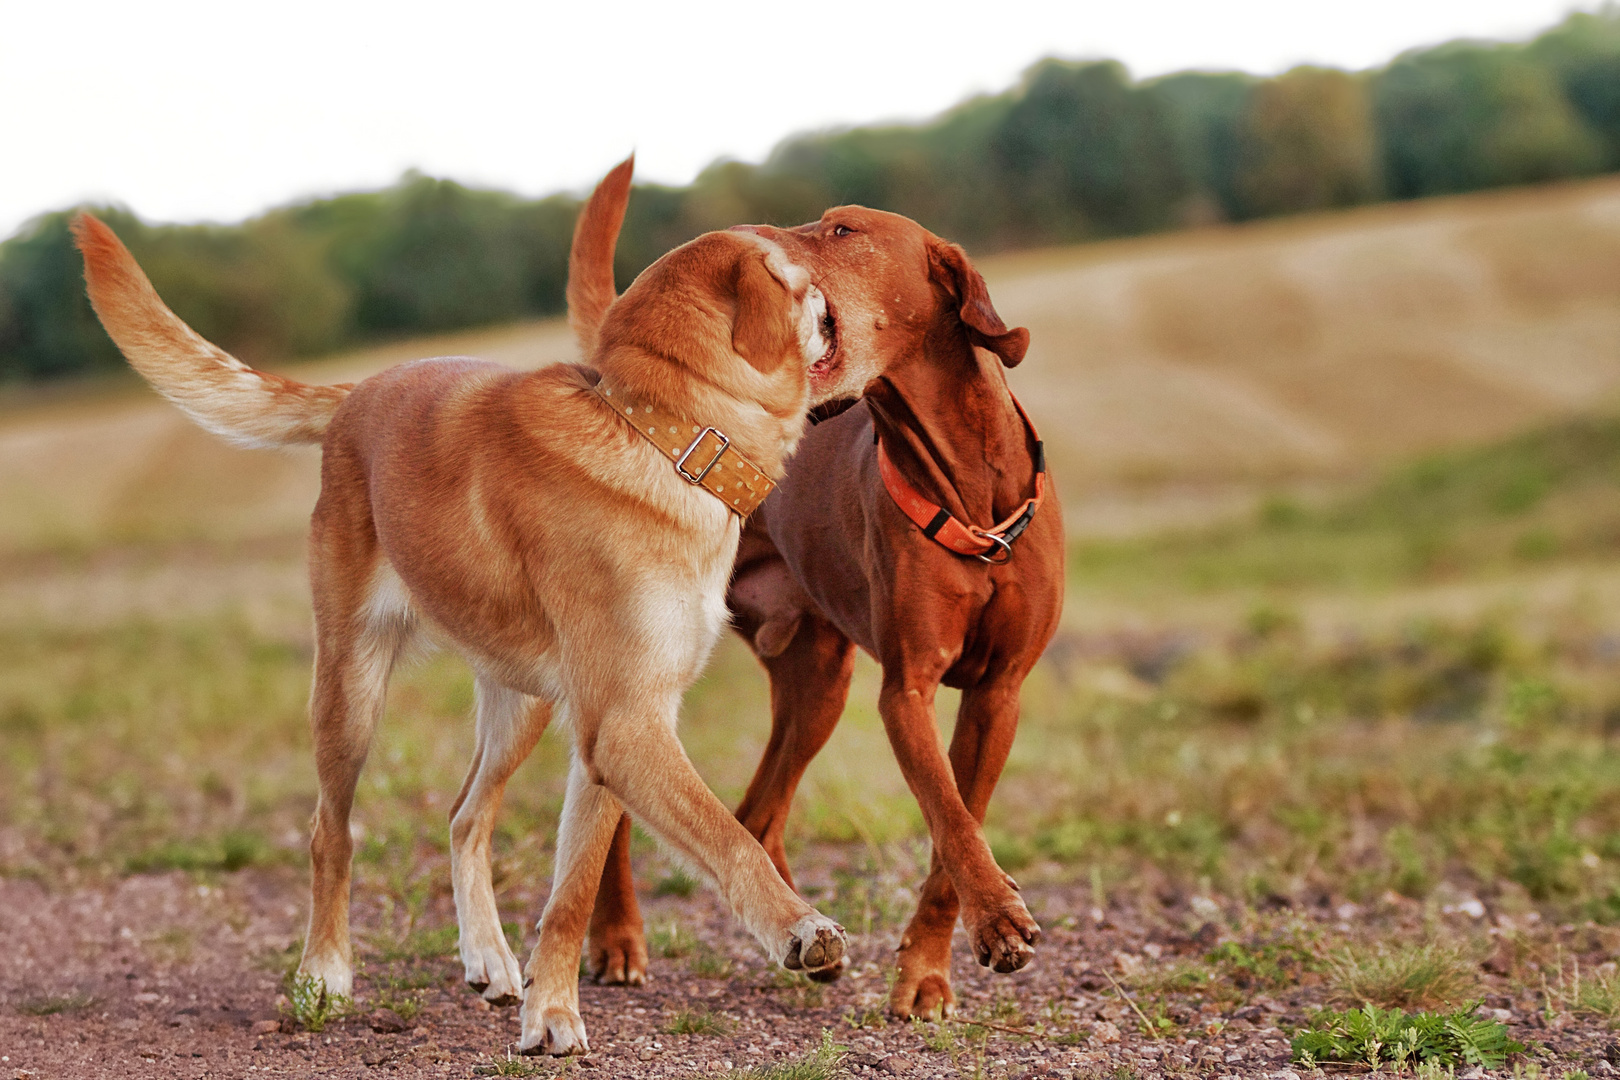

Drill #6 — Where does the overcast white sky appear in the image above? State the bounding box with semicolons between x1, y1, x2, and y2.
0;0;1601;239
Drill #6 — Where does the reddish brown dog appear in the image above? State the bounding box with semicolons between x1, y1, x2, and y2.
569;163;1066;1018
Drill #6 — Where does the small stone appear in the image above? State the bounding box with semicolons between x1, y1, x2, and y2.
880;1055;914;1074
249;1019;280;1035
639;1047;658;1061
369;1008;408;1033
133;992;162;1005
469;997;492;1012
1090;1021;1121;1043
1224;1050;1244;1063
1273;1071;1302;1080
1594;1060;1615;1075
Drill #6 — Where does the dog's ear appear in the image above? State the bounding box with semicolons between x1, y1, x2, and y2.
730;253;798;374
927;239;1029;368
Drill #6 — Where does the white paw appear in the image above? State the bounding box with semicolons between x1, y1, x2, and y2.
778;912;846;973
519;1002;590;1056
296;954;353;1000
461;937;525;1004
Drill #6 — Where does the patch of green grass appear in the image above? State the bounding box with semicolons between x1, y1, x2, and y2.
654;867;699;897
689;945;734;979
722;1031;843;1080
648;921;697;959
371;923;459;963
1327;941;1479;1009
663;1006;734;1036
282;972;355;1033
1546;955;1620;1024
843;1004;887;1030
1292;1004;1524;1070
124;828;278;874
475;1054;551;1077
370;985;425;1025
16;990;97;1015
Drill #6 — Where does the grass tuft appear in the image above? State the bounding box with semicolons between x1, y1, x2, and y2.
16;990;97;1015
1327;941;1479;1009
283;972;354;1033
664;1006;734;1036
722;1030;843;1080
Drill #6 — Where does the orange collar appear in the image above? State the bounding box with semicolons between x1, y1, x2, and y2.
876;395;1046;563
595;382;774;518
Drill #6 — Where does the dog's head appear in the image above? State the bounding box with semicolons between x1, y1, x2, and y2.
595;229;828;423
733;208;1027;405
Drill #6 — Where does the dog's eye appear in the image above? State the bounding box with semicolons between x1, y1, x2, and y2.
832;224;855;237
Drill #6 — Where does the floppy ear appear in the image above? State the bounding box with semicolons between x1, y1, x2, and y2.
927;239;1029;367
730;254;797;373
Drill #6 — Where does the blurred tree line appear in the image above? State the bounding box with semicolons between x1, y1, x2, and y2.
7;9;1620;382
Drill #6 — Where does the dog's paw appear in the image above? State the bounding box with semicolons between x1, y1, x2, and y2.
965;896;1041;974
461;937;525;1005
890;926;956;1020
589;925;648;986
779;912;845;973
519;1003;590;1056
805;957;846;984
296;953;354;1001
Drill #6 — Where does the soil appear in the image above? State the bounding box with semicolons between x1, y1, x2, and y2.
0;858;1613;1080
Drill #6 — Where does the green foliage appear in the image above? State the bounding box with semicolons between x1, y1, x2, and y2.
663;1006;734;1036
10;10;1620;384
653;867;699;897
16;991;97;1015
283;972;354;1033
1326;942;1479;1009
722;1030;844;1080
1291;1004;1524;1069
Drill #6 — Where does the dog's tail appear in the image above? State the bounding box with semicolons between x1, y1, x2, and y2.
567;155;634;355
73;213;352;448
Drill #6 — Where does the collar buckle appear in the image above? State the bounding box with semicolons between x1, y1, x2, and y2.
676;427;729;484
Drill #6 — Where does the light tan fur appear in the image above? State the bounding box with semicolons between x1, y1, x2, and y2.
75;212;847;1056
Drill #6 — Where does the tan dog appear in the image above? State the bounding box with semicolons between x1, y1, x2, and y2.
74;212;849;1055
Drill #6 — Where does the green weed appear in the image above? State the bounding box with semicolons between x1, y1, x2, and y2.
16;990;97;1015
663;1007;734;1036
1292;1004;1524;1069
283;972;354;1033
648;921;697;959
722;1030;843;1080
654;867;699;898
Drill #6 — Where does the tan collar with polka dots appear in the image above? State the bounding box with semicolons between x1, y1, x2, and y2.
594;381;774;518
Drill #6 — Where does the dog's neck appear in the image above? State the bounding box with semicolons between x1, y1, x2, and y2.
586;348;806;480
865;327;1035;529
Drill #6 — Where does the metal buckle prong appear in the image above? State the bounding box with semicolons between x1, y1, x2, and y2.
676;427;729;484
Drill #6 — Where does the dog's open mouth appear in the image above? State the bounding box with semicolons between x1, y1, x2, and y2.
807;292;840;384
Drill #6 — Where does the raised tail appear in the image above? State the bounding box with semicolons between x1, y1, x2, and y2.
73;213;352;448
567;155;634;355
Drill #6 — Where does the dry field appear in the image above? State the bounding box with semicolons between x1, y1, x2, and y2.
8;181;1620;1078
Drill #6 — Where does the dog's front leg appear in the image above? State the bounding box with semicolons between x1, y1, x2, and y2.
589;705;847;977
586;812;648;985
519;754;624;1056
876;672;1039;1010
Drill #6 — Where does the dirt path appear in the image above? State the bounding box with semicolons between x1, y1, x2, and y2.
1;861;1612;1080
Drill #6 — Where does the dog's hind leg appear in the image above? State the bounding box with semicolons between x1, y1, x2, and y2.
298;559;414;1000
586;812;647;985
450;678;551;1004
520;749;626;1055
735;615;856;889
